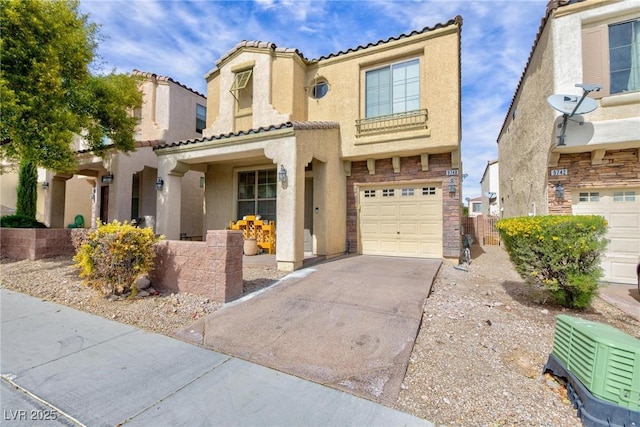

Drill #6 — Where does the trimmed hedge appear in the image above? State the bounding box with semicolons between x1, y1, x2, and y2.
496;215;608;309
0;214;47;228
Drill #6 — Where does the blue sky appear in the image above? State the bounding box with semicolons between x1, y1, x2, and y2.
79;0;548;203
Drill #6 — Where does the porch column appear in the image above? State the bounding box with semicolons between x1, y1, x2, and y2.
275;159;305;271
156;158;188;240
44;174;71;228
266;139;305;271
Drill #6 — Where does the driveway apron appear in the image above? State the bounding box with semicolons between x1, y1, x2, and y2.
178;255;441;405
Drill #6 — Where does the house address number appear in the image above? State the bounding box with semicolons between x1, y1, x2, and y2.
446;169;459;176
550;169;568;176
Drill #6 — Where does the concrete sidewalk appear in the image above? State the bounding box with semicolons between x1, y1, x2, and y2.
0;288;432;427
178;255;441;406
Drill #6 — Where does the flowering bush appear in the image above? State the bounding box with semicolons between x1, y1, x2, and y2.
496;215;608;308
74;220;163;296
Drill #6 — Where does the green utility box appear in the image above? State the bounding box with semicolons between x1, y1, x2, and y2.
551;314;640;411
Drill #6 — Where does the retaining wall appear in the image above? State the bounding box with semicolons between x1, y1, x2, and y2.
0;228;74;260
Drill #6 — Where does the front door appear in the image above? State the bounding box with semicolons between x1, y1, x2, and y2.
100;186;109;223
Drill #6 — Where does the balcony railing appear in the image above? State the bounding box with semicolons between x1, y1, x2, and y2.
356;109;428;137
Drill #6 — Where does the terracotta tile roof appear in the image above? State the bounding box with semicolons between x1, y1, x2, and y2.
74;140;164;154
132;69;206;98
312;16;462;61
205;16;462;77
497;0;585;142
153;121;340;151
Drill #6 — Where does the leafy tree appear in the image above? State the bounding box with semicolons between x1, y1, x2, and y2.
0;0;142;219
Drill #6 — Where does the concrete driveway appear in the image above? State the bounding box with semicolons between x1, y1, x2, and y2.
177;255;441;406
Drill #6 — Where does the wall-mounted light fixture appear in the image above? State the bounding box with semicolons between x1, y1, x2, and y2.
156;177;164;191
41;182;49;190
555;183;565;201
101;173;114;184
278;165;287;184
448;178;456;194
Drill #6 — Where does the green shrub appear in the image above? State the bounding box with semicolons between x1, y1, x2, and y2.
0;214;47;228
73;220;163;296
496;215;608;309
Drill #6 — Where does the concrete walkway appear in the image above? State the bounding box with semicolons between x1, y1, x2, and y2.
0;288;432;427
177;255;442;406
598;283;640;322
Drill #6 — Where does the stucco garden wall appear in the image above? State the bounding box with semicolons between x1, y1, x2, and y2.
150;230;243;303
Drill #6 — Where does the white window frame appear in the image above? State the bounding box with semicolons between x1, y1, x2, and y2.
365;58;420;118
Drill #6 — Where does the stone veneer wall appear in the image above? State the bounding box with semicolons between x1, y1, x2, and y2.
548;149;640;215
346;154;461;258
150;230;243;303
0;228;74;260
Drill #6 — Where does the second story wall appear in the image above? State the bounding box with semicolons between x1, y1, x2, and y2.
133;70;207;144
307;22;461;160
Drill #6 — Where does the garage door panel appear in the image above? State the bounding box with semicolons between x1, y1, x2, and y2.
609;257;638;284
359;183;443;258
573;188;639;285
608;237;640;254
609;212;639;228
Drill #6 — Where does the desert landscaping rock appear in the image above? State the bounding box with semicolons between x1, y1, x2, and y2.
1;246;638;426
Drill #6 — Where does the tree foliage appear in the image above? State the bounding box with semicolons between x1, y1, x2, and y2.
1;0;142;220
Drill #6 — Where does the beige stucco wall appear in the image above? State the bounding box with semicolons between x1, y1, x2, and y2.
64;176;94;227
0;167;19;216
498;20;555;218
306;26;460;160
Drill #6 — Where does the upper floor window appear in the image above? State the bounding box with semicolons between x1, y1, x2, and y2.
583;19;640;97
365;59;419;118
609;20;639;95
196;104;206;133
310;79;329;99
230;68;253;111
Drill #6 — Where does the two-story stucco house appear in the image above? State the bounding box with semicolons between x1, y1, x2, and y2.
39;70;207;237
497;0;640;284
154;17;463;272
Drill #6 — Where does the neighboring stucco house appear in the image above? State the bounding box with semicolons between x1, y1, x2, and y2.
497;0;640;284
467;197;483;218
33;70;207;237
480;159;499;217
154;17;463;271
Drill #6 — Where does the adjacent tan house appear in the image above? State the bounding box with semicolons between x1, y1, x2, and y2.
497;0;640;284
36;70;207;237
154;17;463;271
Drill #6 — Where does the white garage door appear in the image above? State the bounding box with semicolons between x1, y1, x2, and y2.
572;188;640;285
359;184;442;258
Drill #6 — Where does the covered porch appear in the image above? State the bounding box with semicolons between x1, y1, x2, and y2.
154;122;346;272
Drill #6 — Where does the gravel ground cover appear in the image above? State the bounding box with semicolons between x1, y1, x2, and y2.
1;246;638;426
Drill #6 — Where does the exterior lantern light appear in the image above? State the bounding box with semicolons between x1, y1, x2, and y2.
555;183;565;201
41;182;50;190
278;165;287;183
101;173;114;184
448;178;456;194
156;177;164;191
